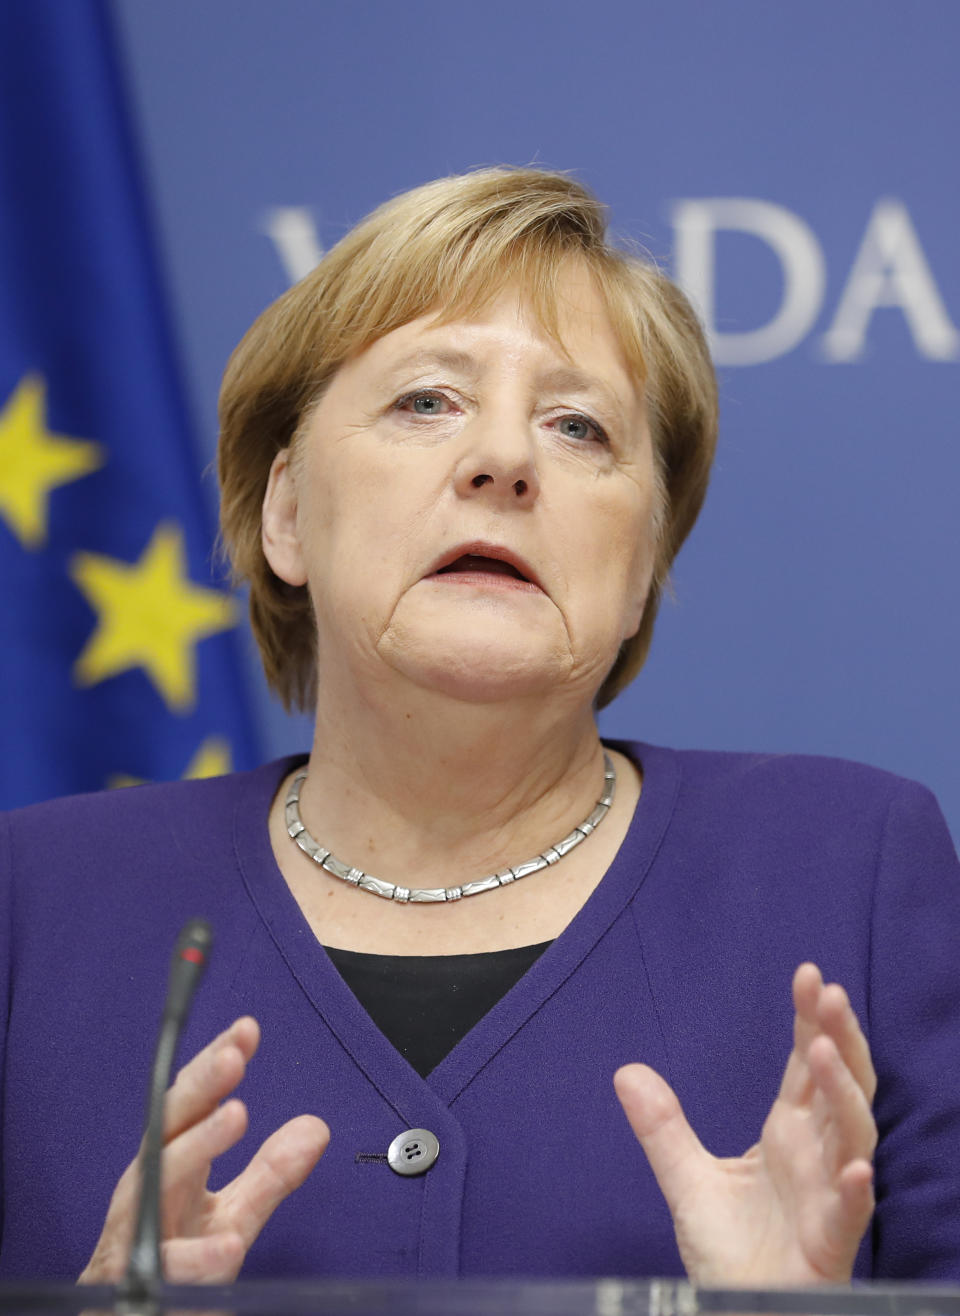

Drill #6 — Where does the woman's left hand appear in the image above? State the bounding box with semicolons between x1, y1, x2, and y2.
613;963;877;1285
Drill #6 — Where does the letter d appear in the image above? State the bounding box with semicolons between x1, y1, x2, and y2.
672;199;825;366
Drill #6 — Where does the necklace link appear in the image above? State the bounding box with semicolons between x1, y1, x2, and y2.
284;751;617;903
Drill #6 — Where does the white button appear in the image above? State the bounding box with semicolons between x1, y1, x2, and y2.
387;1128;440;1176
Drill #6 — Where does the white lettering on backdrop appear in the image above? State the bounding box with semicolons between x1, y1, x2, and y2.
261;200;958;366
260;207;324;283
672;197;959;366
672;199;826;366
821;200;960;362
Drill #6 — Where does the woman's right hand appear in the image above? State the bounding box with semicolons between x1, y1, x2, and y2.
79;1017;329;1284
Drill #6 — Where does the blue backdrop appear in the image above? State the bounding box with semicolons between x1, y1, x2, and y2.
15;1;960;839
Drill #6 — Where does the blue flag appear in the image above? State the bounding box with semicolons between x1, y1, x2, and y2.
0;1;262;808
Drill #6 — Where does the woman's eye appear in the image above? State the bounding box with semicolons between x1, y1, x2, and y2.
396;391;451;416
554;414;608;444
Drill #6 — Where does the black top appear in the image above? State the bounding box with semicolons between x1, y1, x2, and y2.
325;941;553;1077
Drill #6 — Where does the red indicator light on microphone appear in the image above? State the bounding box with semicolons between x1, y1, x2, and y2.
180;947;205;965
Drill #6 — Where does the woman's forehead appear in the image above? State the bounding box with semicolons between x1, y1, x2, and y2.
352;278;644;402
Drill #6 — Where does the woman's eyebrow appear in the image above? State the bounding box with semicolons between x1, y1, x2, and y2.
536;366;629;416
381;348;480;380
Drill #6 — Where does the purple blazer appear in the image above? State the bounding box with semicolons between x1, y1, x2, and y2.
1;742;958;1280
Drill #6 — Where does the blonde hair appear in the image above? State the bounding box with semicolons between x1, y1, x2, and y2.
218;167;718;712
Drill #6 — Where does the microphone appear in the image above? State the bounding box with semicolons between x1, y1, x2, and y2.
119;918;213;1311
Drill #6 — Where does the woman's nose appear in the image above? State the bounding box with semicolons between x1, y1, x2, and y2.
452;415;540;506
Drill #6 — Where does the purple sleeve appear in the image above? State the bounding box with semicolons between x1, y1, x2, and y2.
869;781;960;1278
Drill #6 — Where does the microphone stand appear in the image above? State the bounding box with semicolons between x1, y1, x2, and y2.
117;919;212;1315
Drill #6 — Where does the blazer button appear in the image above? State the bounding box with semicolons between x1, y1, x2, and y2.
387;1128;440;1176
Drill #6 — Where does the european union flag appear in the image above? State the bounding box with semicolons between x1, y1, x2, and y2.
0;1;261;808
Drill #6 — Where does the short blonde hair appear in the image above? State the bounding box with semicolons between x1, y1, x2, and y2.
218;167;717;712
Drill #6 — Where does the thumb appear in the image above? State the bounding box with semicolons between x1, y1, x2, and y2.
613;1063;710;1214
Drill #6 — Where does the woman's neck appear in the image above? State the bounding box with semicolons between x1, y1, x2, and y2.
295;676;608;890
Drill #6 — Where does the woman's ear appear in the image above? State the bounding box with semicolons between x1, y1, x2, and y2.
261;449;308;587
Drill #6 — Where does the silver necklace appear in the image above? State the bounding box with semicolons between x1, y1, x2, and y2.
284;751;616;903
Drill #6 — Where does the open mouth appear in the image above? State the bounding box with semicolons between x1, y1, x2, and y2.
426;549;542;592
436;554;529;581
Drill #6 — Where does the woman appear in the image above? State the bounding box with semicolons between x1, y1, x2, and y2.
2;168;958;1285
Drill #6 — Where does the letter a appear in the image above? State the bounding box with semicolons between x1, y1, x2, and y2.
822;200;959;362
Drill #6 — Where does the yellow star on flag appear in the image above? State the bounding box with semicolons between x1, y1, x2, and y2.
70;522;238;713
0;374;104;548
183;735;233;779
108;735;233;789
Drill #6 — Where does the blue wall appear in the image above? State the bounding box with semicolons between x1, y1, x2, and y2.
113;0;960;840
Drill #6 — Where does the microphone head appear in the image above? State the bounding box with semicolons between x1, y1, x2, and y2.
164;918;214;1024
172;917;213;970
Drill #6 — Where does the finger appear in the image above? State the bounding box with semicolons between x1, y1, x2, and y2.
159;1099;250;1216
83;1045;256;1277
837;1158;875;1222
613;1064;709;1215
819;1160;875;1275
790;967;875;1103
82;1100;256;1283
79;1220;135;1283
87;1156;142;1251
164;1018;260;1142
161;1230;247;1284
97;1023;259;1232
792;962;824;1038
777;963;824;1105
216;1114;329;1249
816;983;876;1102
808;1035;878;1167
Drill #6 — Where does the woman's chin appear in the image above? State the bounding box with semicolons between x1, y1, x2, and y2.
377;627;573;705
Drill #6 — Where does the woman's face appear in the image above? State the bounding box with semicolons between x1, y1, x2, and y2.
262;263;660;708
